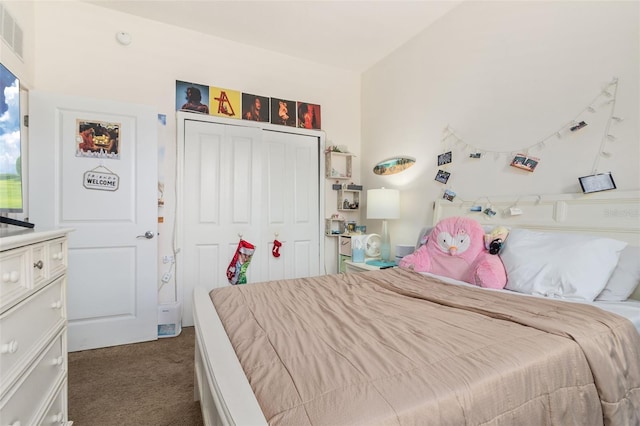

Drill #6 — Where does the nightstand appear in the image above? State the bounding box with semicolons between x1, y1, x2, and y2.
344;260;393;273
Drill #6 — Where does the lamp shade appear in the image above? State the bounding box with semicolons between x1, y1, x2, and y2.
367;188;400;219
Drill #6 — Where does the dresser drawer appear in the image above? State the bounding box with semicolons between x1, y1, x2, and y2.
47;238;67;280
0;246;30;312
0;331;66;426
39;378;68;426
0;278;66;397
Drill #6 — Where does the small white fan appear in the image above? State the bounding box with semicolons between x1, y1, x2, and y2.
364;234;382;258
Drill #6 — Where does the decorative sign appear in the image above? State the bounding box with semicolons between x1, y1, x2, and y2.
373;157;416;175
83;168;119;191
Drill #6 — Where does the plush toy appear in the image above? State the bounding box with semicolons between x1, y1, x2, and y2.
484;226;509;255
398;216;507;289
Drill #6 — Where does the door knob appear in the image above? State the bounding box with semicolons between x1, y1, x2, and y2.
137;231;155;239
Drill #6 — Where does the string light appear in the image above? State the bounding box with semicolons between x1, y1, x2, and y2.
440;78;621;172
437;78;622;206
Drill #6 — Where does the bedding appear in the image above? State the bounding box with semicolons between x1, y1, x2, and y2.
500;228;627;301
209;268;640;425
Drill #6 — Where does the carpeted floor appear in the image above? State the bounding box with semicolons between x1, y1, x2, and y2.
68;326;203;426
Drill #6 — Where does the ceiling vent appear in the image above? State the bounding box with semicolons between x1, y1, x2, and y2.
1;5;24;60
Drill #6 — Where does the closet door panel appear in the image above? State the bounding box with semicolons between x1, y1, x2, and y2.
182;120;262;326
262;131;320;281
198;134;220;223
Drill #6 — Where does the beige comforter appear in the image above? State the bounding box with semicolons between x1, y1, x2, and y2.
210;268;640;425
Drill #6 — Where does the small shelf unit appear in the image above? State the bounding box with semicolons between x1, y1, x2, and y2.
325;151;353;179
337;189;360;211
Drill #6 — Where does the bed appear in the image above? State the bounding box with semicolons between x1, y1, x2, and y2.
192;190;640;425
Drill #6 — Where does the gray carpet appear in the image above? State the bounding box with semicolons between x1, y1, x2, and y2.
68;326;203;426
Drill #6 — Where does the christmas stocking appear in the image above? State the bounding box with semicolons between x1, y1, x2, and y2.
227;239;255;285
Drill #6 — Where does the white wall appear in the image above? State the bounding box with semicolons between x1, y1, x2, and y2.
362;1;639;251
24;0;361;300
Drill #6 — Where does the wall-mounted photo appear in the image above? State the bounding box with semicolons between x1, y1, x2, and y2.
510;153;539;172
242;93;270;122
435;169;451;184
443;189;456;202
210;86;241;119
76;119;120;159
296;102;321;129
271;98;296;127
438;151;452;166
176;80;210;114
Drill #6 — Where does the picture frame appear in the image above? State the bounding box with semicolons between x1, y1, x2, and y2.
270;97;296;127
437;151;452;166
578;172;616;194
435;169;450;184
510;153;539;172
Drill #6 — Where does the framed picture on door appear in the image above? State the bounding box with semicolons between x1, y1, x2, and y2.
76;119;120;159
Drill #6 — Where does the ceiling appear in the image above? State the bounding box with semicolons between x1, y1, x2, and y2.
85;0;462;72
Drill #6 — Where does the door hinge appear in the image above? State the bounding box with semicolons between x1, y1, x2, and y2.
23;114;29;127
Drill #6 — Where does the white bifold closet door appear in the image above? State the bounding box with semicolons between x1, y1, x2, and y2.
179;115;323;326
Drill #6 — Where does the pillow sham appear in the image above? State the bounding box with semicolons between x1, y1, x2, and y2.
596;245;640;301
501;228;627;301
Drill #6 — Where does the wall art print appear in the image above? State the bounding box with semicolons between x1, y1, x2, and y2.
176;80;210;114
241;93;270;122
296;102;321;129
271;97;296;127
210;86;241;119
76;119;120;159
175;81;322;130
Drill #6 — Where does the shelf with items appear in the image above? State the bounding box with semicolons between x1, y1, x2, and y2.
325;151;353;179
337;189;360;211
325;218;345;236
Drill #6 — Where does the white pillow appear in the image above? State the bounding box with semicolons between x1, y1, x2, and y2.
596;245;640;301
501;228;627;301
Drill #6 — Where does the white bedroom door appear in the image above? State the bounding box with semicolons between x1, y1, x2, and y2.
29;91;158;351
179;115;322;327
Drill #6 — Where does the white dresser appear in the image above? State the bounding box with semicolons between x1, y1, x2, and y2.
0;228;73;426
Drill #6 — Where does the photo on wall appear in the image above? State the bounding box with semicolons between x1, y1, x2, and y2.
175;80;210;114
241;93;270;122
210;86;241;119
510;153;539;172
435;169;451;184
76;119;121;159
271;98;296;127
296;102;321;129
437;151;452;166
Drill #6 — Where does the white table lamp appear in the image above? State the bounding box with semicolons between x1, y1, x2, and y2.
366;188;400;262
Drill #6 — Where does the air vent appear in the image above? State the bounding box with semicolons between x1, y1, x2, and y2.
1;6;23;60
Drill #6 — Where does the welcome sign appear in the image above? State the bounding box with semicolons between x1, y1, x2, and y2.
83;169;119;191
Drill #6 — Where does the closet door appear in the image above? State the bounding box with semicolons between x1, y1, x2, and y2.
261;130;320;280
181;120;262;326
179;116;322;327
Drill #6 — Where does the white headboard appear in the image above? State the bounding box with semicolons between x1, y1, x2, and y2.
433;190;640;300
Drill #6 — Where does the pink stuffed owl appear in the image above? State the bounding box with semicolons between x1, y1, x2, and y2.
398;216;507;289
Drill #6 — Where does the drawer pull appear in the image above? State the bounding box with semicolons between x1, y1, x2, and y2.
1;340;19;354
51;300;63;309
2;271;20;283
34;260;44;269
52;356;64;366
52;252;64;261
